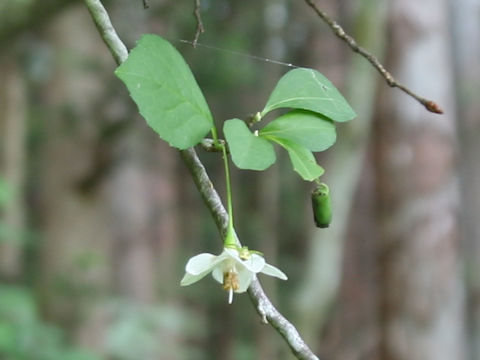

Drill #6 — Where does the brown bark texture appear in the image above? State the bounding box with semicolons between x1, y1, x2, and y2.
0;54;26;280
451;0;480;358
375;0;466;359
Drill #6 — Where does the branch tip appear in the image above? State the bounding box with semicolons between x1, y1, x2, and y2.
304;0;443;115
424;100;444;114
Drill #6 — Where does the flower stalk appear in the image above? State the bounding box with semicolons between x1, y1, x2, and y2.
221;142;236;247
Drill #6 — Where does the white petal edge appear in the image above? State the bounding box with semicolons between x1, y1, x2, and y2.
180;270;211;286
261;263;288;280
185;253;217;275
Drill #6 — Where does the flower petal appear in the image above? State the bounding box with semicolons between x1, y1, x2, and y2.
223;247;241;261
242;253;266;273
217;248;233;261
185;253;218;275
236;268;255;293
180;270;211;286
261;263;288;280
211;267;224;284
224;248;266;273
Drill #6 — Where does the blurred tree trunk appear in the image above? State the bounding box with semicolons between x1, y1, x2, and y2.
95;0;182;303
0;53;26;280
451;0;480;359
319;1;389;357
107;0;165;299
0;0;79;44
374;0;466;359
37;5;114;324
108;137;180;302
252;1;288;358
295;0;387;352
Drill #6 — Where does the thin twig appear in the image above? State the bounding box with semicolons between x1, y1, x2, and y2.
83;1;319;359
303;0;443;114
193;0;205;47
84;0;128;65
142;0;149;9
180;148;229;238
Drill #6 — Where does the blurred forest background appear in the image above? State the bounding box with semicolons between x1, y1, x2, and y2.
0;0;479;359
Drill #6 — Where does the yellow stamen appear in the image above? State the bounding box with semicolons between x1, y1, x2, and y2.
222;270;239;291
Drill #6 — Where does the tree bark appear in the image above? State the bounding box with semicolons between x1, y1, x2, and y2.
0;53;26;280
451;0;480;358
37;6;113;323
375;0;466;359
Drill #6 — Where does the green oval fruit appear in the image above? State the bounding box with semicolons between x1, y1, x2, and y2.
311;183;332;228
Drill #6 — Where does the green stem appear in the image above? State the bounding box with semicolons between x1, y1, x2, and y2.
211;126;219;142
209;123;235;246
222;144;236;246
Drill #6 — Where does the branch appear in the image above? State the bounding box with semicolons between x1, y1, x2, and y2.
180;148;229;238
83;1;320;359
84;0;128;65
193;0;205;47
303;0;444;115
248;282;321;360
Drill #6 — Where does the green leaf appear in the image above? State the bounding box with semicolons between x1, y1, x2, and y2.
261;68;356;122
223;119;275;171
270;137;324;181
259;110;336;151
115;34;213;149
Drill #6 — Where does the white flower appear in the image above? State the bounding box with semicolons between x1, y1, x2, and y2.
180;247;287;304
